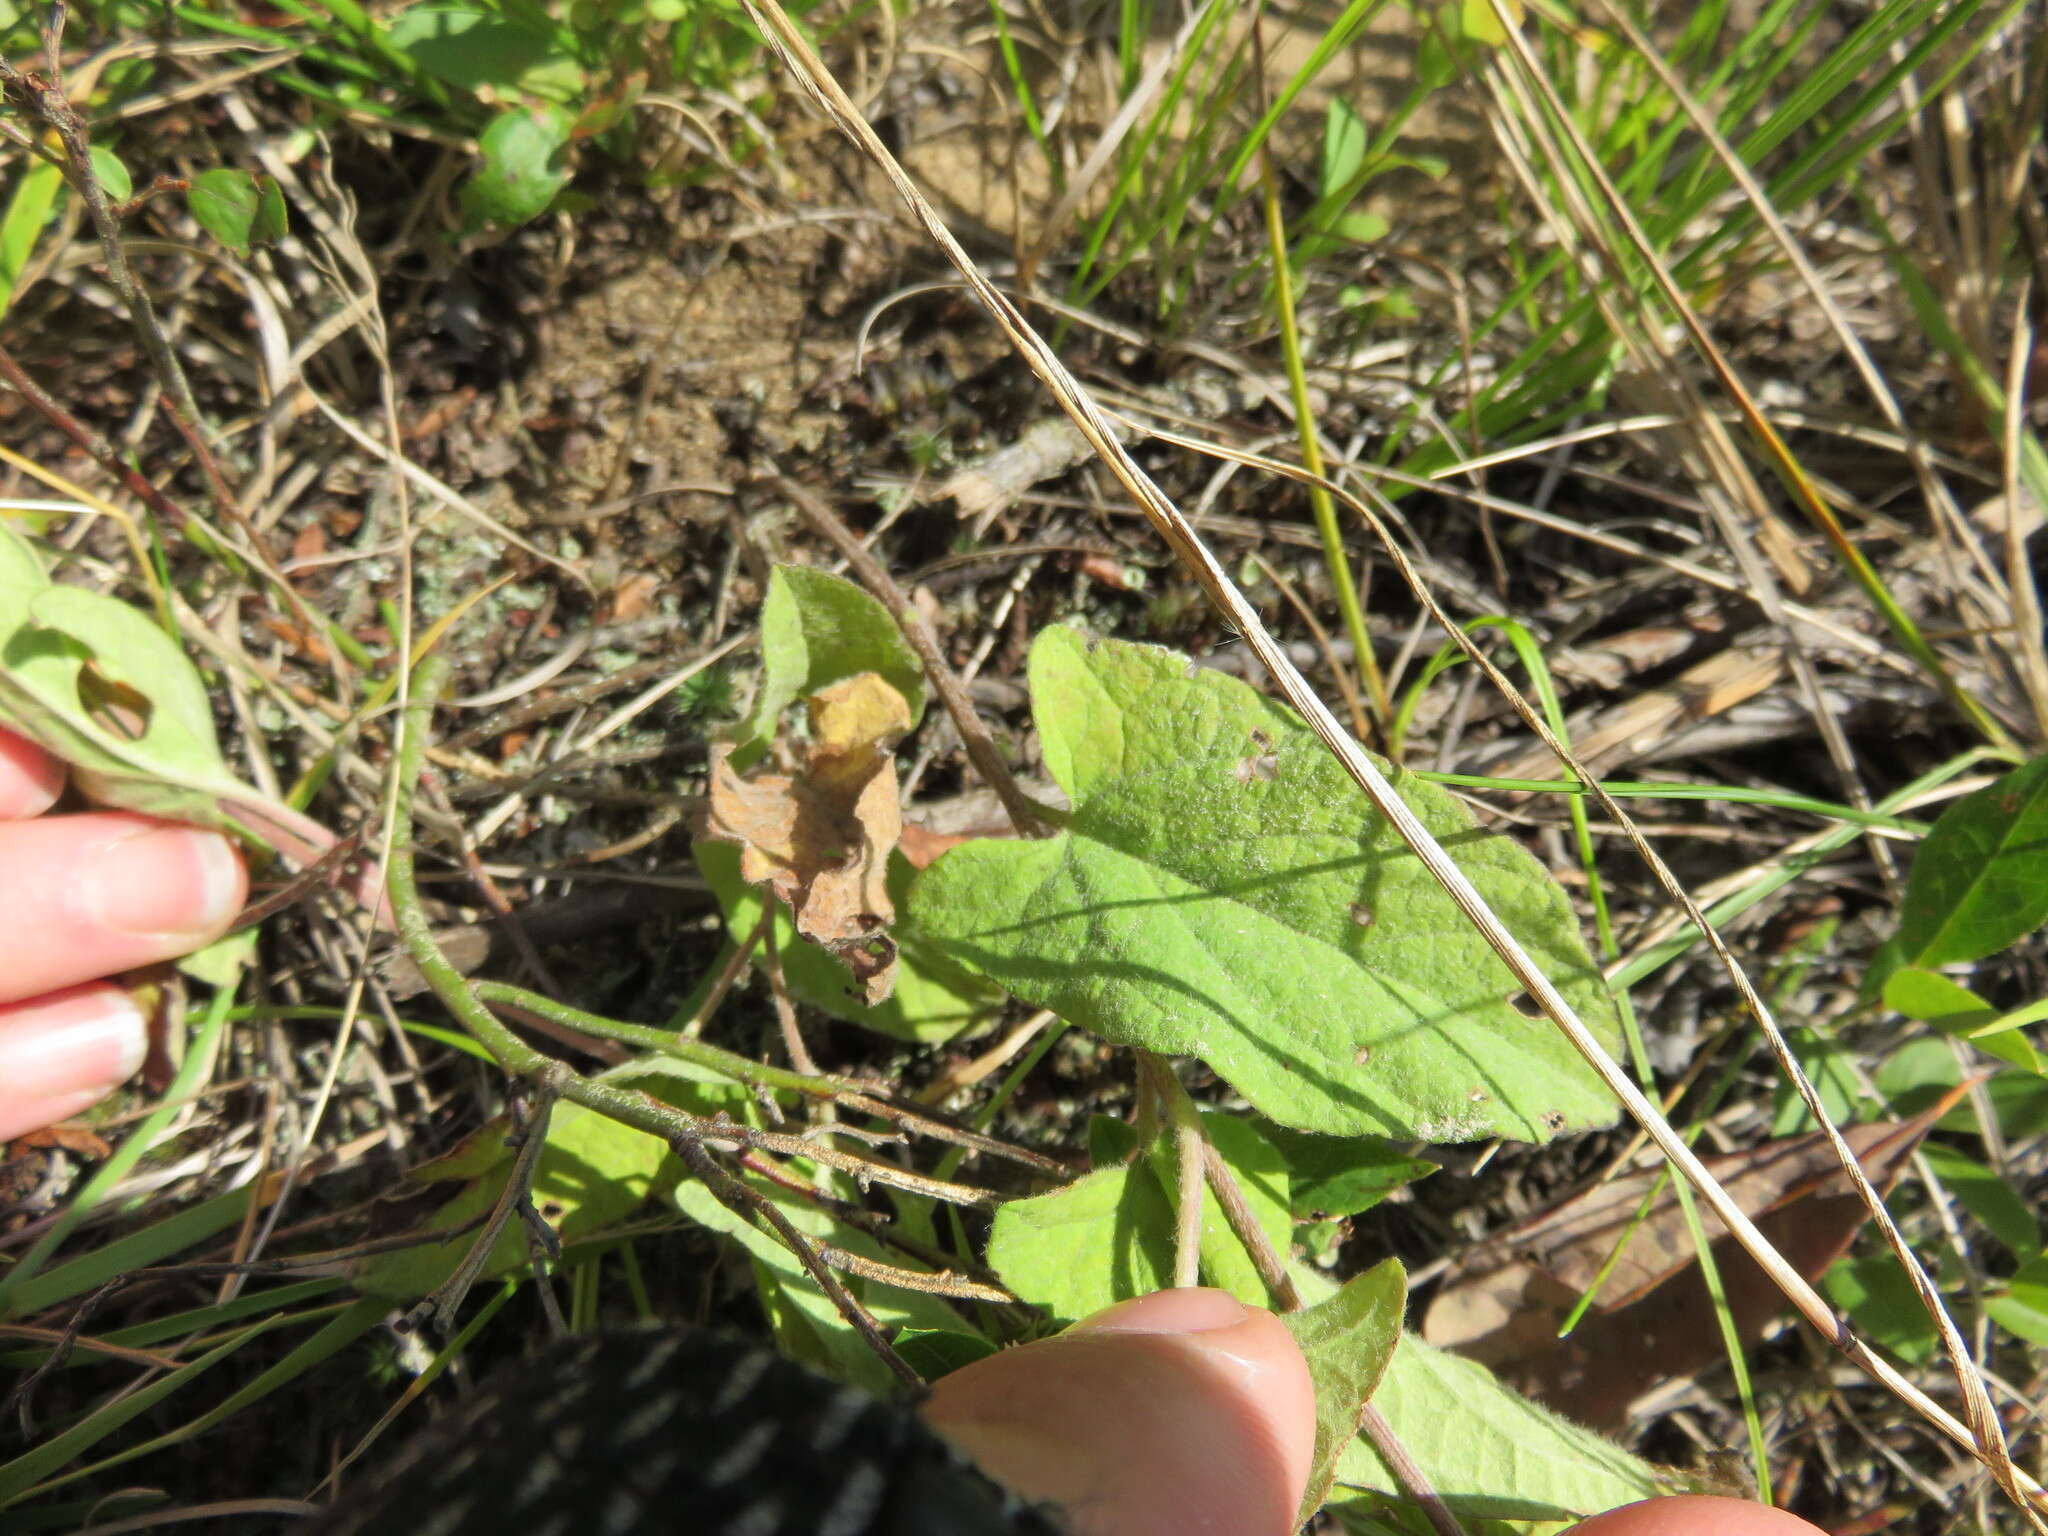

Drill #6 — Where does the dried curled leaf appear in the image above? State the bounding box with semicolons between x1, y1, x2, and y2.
707;672;912;1003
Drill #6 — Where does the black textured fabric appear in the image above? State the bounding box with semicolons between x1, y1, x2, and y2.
300;1328;1068;1536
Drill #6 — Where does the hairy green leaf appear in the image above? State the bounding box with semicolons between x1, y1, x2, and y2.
1282;1257;1405;1523
695;839;998;1041
462;104;573;227
1334;1332;1665;1520
912;627;1624;1141
985;1164;1174;1324
741;564;928;754
1897;755;2048;967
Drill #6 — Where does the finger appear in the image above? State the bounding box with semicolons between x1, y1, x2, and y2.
0;810;246;1004
0;727;65;819
921;1287;1316;1536
0;982;148;1141
1567;1495;1828;1536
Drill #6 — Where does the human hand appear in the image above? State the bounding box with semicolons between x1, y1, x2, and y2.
0;725;246;1141
920;1286;1827;1536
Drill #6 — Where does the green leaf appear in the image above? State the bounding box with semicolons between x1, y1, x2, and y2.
186;168;272;255
1883;966;2042;1075
254;174;288;245
461;104;574;227
1334;1333;1664;1521
386;2;586;98
1282;1258;1406;1523
0;534;347;871
912;628;1625;1141
1896;756;2048;967
893;1327;998;1381
0;159;65;313
88;145;133;202
352;1097;673;1300
740;565;929;755
1263;1124;1437;1218
1919;1142;2039;1257
1321;99;1369;198
672;1159;964;1395
1769;1026;1869;1133
1988;1256;2048;1346
1823;1256;1939;1365
985;1164;1175;1324
694;839;998;1041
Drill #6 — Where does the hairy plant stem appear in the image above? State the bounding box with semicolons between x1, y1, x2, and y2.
1147;1060;1467;1536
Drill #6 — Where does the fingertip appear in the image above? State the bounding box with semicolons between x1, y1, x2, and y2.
1568;1495;1830;1536
922;1291;1316;1536
0;728;65;819
0;981;148;1142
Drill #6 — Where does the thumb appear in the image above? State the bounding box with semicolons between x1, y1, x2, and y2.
919;1287;1317;1536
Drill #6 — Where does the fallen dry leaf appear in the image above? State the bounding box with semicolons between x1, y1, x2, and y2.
1423;1095;1964;1428
707;672;912;1002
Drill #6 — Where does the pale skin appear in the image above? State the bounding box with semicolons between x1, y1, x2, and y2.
0;722;1824;1536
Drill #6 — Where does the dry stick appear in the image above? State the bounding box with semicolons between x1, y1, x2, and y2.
770;473;1051;837
732;0;2045;1511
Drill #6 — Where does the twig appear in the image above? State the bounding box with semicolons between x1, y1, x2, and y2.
768;473;1051;837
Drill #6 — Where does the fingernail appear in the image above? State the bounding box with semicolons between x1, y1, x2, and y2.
0;984;148;1110
87;826;242;940
1068;1288;1254;1337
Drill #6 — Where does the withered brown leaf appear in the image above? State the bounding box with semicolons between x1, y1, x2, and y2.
707;672;913;1003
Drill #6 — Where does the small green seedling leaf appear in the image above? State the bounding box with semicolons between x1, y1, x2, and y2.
88;146;133;202
1896;755;2048;968
1282;1257;1405;1524
694;839;998;1041
740;564;929;757
912;628;1625;1141
1321;99;1369;198
462;104;574;227
1333;1331;1664;1520
985;1164;1175;1324
187;168;278;255
1263;1124;1438;1218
